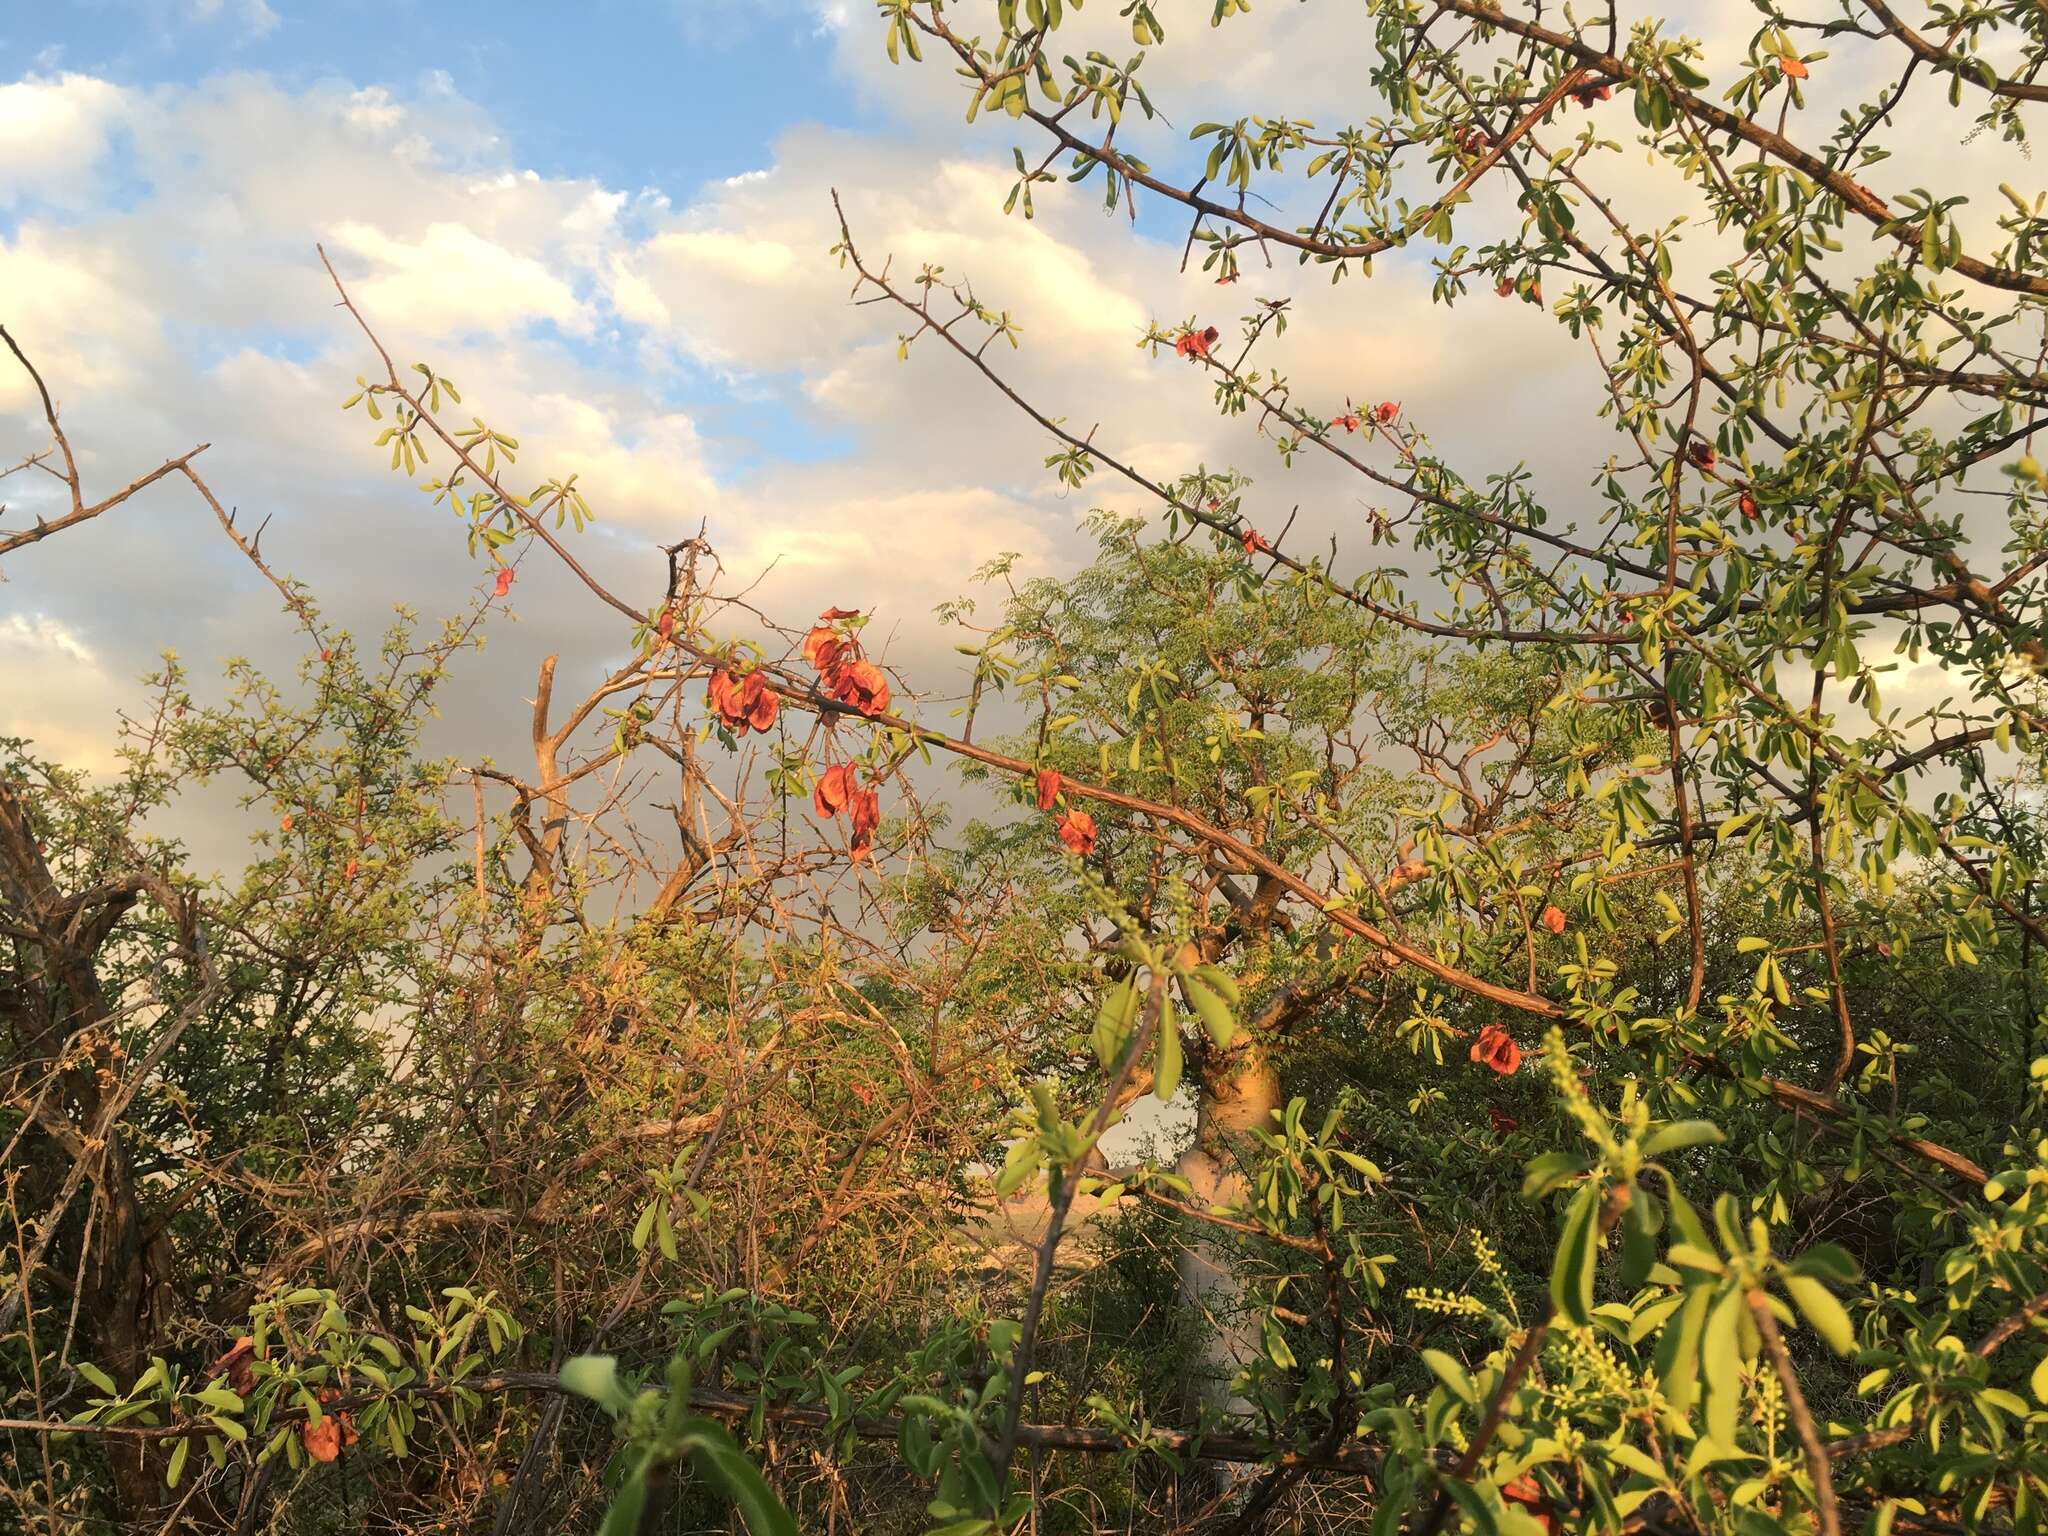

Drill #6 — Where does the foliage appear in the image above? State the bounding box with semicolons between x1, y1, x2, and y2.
12;2;2048;1533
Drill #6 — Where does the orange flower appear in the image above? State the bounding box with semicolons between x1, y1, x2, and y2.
818;606;860;620
655;609;675;643
320;648;332;663
1035;768;1062;812
813;762;856;820
828;658;891;718
1174;325;1220;361
1540;903;1567;935
1572;81;1612;106
1738;491;1759;521
302;1388;358;1463
1496;277;1516;298
343;858;358;881
1057;808;1097;856
802;624;846;672
1503;1474;1560;1536
1331;412;1361;433
1470;1024;1522;1076
1780;54;1808;79
493;567;514;597
707;668;779;733
280;814;293;833
1215;272;1237;285
848;787;881;860
1242;527;1270;556
1375;400;1400;425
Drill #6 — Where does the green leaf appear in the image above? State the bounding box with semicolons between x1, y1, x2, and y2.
1701;1288;1744;1448
1549;1182;1600;1326
1422;1348;1478;1404
683;1419;799;1536
1784;1276;1855;1355
560;1355;630;1415
1155;1002;1183;1100
1641;1121;1724;1157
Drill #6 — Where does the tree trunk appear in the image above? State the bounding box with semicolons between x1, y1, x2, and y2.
1172;1030;1280;1437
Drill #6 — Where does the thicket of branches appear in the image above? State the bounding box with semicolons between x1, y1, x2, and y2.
9;2;2048;1533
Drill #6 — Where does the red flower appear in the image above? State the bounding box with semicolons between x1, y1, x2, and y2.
1035;768;1062;812
1174;325;1220;361
1470;1024;1522;1076
1332;412;1361;433
1375;400;1400;425
1057;808;1097;856
1488;1104;1520;1136
1687;439;1717;471
1572;82;1612;106
813;762;856;820
827;657;891;718
1780;54;1808;79
1242;527;1270;556
848;787;881;860
1540;903;1567;935
803;624;846;673
493;566;515;597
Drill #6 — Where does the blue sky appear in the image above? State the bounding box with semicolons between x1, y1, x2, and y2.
14;1;866;195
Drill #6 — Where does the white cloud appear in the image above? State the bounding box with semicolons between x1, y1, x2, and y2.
0;73;128;208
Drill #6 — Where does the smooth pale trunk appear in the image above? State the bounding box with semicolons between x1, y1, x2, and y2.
1172;1031;1280;1445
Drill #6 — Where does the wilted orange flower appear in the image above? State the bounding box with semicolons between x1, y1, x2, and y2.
1688;439;1717;471
1215;272;1237;285
818;606;860;620
1496;277;1516;298
828;658;891;718
1174;325;1220;361
493;567;514;597
1242;527;1270;556
1332;412;1361;433
1488;1104;1519;1136
802;624;846;672
1572;82;1612;106
212;1337;256;1395
1375;400;1400;424
1540;903;1567;935
1035;768;1062;811
707;669;779;733
1057;808;1097;855
1780;54;1808;79
848;787;881;860
655;609;675;643
813;762;856;820
1470;1024;1522;1076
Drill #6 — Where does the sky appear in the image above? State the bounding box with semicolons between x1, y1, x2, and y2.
0;0;2027;878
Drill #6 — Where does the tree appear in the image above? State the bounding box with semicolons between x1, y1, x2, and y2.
10;2;2048;1533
